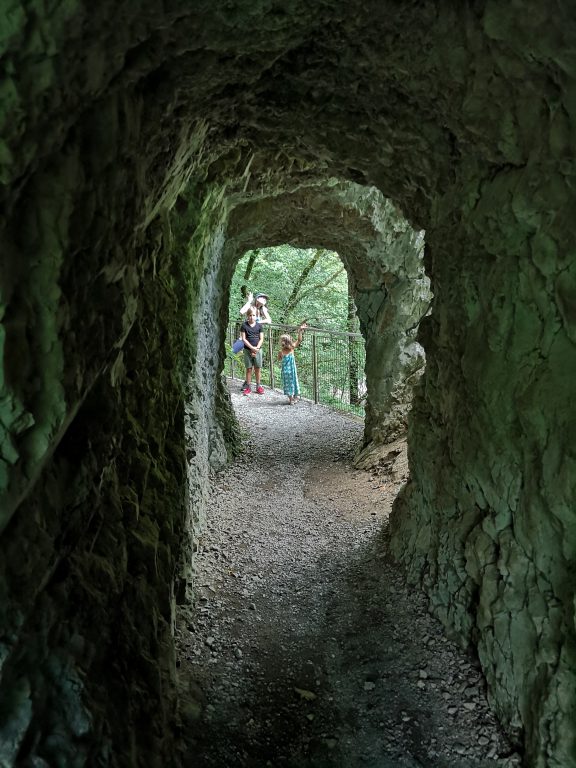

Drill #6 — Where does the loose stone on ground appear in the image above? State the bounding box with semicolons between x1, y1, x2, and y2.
176;381;521;767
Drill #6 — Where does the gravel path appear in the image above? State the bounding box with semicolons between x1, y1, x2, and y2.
176;381;521;768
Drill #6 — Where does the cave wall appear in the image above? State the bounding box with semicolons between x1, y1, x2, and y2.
0;116;232;760
0;213;188;764
1;1;575;766
391;159;576;765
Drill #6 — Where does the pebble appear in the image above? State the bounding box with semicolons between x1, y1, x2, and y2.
175;382;516;767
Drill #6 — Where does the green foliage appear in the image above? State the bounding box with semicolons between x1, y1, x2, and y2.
226;245;365;416
228;245;352;330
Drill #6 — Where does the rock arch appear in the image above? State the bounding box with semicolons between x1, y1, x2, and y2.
223;182;430;452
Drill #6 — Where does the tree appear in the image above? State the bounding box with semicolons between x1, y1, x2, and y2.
279;248;324;322
240;249;260;300
229;245;350;330
347;284;360;405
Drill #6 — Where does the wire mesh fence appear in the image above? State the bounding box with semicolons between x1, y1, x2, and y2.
224;322;366;417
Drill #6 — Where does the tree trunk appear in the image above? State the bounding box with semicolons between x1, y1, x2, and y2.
240;249;260;298
280;248;324;322
347;287;359;405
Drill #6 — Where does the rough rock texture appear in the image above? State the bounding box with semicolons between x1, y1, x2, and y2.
0;2;575;766
224;182;430;452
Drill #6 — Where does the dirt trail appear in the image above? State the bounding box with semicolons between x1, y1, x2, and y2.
176;383;521;768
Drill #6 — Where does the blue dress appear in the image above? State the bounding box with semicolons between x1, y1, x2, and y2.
281;352;300;397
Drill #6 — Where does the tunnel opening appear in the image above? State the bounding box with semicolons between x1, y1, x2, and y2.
218;186;431;463
225;244;367;416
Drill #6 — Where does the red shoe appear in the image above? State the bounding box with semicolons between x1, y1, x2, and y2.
256;385;264;395
242;386;251;395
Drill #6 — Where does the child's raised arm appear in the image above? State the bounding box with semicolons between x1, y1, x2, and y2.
239;292;254;315
294;322;307;348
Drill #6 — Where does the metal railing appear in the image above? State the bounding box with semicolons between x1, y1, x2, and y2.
225;323;366;417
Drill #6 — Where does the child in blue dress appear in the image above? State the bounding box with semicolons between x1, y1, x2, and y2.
277;323;307;404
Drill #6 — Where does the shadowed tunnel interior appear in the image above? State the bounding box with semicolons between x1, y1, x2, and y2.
0;2;575;766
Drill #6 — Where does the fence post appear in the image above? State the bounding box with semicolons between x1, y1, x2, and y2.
312;333;319;403
268;327;275;389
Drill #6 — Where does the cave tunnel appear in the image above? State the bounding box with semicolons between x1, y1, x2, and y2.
0;2;575;766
